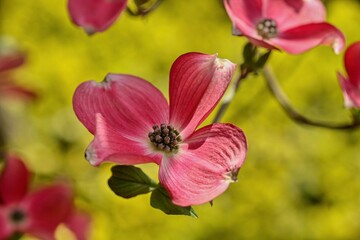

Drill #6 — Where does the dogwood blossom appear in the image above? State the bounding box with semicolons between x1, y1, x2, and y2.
73;52;247;206
224;0;345;54
0;51;36;100
0;155;90;240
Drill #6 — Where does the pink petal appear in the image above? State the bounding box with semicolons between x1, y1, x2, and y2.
0;52;25;72
169;53;236;139
344;41;360;86
273;23;345;54
0;84;38;101
263;0;325;31
159;124;247;206
0;155;30;204
73;73;169;138
248;36;279;50
24;184;73;240
68;0;128;35
64;210;91;240
224;0;261;37
338;73;360;108
85;113;162;166
0;208;13;239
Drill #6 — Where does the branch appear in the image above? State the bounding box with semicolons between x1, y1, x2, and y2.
262;65;360;130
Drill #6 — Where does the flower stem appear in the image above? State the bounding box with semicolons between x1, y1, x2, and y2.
262;65;360;130
212;66;250;123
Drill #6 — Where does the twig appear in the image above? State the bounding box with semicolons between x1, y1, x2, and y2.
262;65;360;130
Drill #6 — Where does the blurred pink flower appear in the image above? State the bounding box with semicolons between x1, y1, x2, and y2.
73;52;247;206
338;41;360;108
0;52;37;101
0;155;90;240
224;0;345;54
68;0;128;35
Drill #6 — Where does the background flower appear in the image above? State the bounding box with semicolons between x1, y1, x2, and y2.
0;51;37;101
0;154;90;240
338;41;360;108
224;0;345;54
68;0;128;35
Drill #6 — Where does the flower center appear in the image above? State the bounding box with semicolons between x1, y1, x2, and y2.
9;208;26;224
148;124;182;153
256;18;278;39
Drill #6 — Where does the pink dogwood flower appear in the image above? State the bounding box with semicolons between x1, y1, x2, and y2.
0;154;90;240
0;52;37;101
224;0;345;54
73;52;247;206
68;0;128;35
338;41;360;108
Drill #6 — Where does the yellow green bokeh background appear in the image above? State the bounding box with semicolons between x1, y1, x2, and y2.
1;0;360;239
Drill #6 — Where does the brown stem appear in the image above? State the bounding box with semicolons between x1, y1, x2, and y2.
262;65;360;130
212;67;250;123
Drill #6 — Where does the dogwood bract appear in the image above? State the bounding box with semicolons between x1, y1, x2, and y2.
0;51;37;100
338;41;360;108
73;52;247;206
68;0;128;35
0;155;90;240
224;0;345;54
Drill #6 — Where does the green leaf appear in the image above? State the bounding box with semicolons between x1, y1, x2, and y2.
255;51;272;69
10;233;23;240
128;0;161;16
351;108;360;121
134;0;150;6
108;165;157;199
242;42;257;64
150;185;198;218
